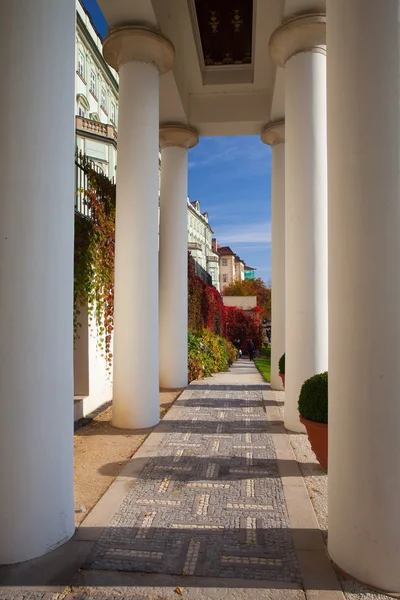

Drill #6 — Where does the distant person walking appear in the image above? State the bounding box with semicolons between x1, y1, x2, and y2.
233;338;242;359
248;339;256;361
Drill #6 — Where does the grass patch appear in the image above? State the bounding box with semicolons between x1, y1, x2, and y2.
255;344;271;382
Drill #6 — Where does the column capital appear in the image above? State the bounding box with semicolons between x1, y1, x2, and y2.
269;13;326;68
159;124;199;150
261;120;285;146
103;26;174;74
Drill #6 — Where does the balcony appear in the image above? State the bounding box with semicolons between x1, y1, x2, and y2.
76;115;118;144
188;242;202;251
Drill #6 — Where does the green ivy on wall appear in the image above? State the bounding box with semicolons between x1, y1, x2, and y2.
74;165;115;372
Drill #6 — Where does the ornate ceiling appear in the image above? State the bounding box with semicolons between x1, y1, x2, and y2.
194;0;253;66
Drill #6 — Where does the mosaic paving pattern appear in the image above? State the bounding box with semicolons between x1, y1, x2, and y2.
83;388;301;583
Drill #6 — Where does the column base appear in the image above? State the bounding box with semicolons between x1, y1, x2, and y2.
330;559;400;598
0;527;75;566
283;416;306;434
270;376;284;391
112;418;159;431
112;398;160;430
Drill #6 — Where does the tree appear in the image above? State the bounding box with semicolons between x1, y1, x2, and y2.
223;277;271;321
225;305;263;350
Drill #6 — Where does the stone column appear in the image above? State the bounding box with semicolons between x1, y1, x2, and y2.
103;28;174;429
327;1;400;592
0;0;75;563
159;125;198;389
261;121;285;391
269;15;328;432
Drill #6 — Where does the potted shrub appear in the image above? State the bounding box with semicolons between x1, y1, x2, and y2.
298;371;328;471
278;353;285;387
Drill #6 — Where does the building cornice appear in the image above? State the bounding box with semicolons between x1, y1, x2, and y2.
187;202;213;231
77;12;119;95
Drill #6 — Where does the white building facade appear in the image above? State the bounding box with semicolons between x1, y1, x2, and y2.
76;4;218;288
187;200;220;290
75;0;119;179
218;246;246;292
2;0;400;594
73;1;120;419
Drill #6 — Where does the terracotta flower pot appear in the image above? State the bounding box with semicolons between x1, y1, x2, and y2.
300;416;328;471
279;372;285;388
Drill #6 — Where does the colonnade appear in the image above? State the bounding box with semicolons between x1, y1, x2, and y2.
0;9;198;563
101;26;198;429
261;122;285;393
0;0;76;564
1;0;400;593
263;4;400;592
264;14;328;433
159;125;198;390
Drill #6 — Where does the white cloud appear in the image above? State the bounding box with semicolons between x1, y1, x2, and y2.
188;136;271;176
215;220;271;245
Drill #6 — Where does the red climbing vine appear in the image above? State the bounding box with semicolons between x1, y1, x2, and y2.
74;167;115;372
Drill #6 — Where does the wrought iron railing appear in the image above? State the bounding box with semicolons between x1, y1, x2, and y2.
190;255;212;286
75;149;115;217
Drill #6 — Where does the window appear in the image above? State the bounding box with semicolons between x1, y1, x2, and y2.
77;51;85;79
222;258;228;266
110;103;116;124
77;93;90;118
223;274;228;282
90;70;97;97
101;88;107;112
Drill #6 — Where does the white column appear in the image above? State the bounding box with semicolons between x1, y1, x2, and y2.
103;28;174;429
327;1;400;592
159;125;198;389
261;122;285;391
0;0;75;564
269;15;328;432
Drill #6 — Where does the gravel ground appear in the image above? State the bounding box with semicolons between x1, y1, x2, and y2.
74;391;180;526
272;391;392;600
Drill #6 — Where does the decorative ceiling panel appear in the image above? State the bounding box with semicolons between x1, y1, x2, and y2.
194;0;253;66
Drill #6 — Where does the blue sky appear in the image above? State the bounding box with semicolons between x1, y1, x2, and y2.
82;1;273;283
81;0;108;38
188;137;272;282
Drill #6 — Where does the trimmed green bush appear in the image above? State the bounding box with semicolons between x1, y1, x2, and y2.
298;371;328;424
278;352;285;374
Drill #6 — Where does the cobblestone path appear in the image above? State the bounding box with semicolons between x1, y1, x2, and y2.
83;370;302;584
